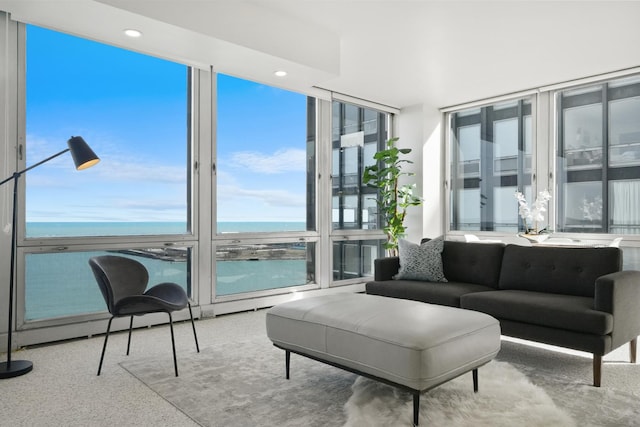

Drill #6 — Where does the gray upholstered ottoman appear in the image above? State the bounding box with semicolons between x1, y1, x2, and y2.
266;293;500;426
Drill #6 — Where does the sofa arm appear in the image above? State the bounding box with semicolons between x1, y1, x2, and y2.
595;270;640;348
374;257;400;281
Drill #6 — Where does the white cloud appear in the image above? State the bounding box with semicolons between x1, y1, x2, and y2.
218;185;304;208
96;159;186;184
115;199;186;210
24;134;186;184
230;148;307;174
24;135;76;170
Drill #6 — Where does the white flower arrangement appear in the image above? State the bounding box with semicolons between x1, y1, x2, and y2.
514;189;551;234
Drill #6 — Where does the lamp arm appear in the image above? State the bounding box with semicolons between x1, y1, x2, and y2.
0;148;70;187
0;141;94;378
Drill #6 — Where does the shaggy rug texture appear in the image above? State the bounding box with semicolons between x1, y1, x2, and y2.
344;361;573;426
121;337;575;427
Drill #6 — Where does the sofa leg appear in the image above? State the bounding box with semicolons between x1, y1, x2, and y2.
593;354;602;387
631;338;637;364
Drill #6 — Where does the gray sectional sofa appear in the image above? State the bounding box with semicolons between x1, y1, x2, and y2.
365;239;640;386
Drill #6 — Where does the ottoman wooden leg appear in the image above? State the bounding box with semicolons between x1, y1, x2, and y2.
413;392;420;426
473;368;478;392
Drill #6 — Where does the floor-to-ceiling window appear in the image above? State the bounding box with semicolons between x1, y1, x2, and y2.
556;75;640;234
331;100;387;281
445;72;640;269
213;78;391;296
23;25;193;322
449;98;533;232
6;19;393;343
214;74;315;297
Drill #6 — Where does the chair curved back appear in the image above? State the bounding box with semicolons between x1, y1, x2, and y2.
89;255;149;315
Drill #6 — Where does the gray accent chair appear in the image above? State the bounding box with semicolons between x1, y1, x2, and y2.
89;255;199;376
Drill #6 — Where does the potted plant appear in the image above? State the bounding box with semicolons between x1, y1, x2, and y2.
514;189;552;243
363;137;423;256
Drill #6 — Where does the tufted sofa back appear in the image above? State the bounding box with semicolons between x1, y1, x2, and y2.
499;245;622;297
441;240;506;288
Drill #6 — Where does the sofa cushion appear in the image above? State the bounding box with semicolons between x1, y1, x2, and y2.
441;241;505;289
395;237;447;282
461;290;614;335
366;280;495;307
499;245;622;297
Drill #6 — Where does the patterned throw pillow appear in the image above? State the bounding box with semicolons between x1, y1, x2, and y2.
394;236;447;282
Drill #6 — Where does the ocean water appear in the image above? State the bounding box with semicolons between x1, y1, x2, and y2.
26;221;308;237
25;221;308;321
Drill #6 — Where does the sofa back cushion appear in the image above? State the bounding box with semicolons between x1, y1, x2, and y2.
499;245;622;297
440;241;505;288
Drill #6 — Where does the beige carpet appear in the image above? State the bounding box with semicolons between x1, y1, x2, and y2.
121;334;577;426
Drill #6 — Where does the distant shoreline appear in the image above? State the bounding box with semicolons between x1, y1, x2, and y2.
27;221;309;263
114;244;306;262
26;221;308;238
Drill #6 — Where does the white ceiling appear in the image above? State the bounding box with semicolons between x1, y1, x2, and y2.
3;0;640;109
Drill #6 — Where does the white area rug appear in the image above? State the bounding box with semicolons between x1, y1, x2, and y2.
121;337;576;427
344;360;575;426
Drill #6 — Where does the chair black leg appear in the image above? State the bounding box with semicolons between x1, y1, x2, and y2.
126;315;134;356
98;317;114;376
168;312;179;377
188;303;200;353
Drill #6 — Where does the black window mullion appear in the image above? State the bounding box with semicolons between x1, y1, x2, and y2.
375;111;386;230
557;93;566;231
556;94;571;231
450;114;460;230
602;85;610;232
480;107;495;231
337;103;345;229
516;100;526;232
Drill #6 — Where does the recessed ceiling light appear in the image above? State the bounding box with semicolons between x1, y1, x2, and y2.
124;29;143;38
274;70;287;77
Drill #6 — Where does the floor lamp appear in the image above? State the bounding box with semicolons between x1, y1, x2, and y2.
0;136;99;379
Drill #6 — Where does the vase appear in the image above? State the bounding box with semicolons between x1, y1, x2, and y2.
518;233;550;244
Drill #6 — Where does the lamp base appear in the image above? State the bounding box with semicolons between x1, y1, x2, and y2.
0;360;33;379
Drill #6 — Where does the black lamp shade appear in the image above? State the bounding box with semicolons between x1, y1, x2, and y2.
67;136;100;170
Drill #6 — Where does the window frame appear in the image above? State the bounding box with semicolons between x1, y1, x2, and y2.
329;98;391;286
15;22;200;332
3;15;388;345
447;97;535;234
444;71;640;246
555;77;640;233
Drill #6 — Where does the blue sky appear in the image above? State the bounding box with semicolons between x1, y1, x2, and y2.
216;75;307;222
25;25;307;225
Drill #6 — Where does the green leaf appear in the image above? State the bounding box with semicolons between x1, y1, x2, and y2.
361;137;423;249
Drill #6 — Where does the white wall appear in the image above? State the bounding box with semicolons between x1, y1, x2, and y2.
396;103;444;243
422;107;444;239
